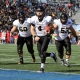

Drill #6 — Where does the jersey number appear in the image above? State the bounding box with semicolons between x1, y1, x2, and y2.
38;26;42;31
61;28;69;33
19;27;27;32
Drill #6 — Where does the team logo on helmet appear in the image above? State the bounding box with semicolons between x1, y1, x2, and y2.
36;6;45;12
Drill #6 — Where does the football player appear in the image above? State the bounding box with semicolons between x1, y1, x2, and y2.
11;11;36;64
30;6;57;73
53;13;78;67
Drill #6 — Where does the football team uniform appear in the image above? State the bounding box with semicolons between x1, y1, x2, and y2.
54;18;72;57
31;15;53;63
13;18;34;55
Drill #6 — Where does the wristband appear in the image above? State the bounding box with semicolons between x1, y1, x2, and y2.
52;35;55;39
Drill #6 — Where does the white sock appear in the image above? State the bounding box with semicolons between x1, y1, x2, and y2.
41;63;45;69
66;59;69;62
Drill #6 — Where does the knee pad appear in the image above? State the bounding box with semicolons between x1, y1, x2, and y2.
40;54;46;63
40;53;46;59
39;51;46;58
40;54;44;59
18;50;23;54
66;52;71;55
43;52;46;57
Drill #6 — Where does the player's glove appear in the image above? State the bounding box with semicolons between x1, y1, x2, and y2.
75;36;78;45
75;36;78;42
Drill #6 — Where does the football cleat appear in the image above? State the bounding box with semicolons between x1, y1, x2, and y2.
61;59;65;66
18;57;24;64
51;52;58;62
32;58;36;62
18;61;24;64
31;54;36;62
64;61;70;67
37;68;44;73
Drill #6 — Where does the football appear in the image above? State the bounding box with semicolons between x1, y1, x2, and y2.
45;26;52;32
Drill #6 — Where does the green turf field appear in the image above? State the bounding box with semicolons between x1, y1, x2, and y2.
0;44;80;74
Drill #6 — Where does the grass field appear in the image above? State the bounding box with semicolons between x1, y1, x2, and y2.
0;44;80;74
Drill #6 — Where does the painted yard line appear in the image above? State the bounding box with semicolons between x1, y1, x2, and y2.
0;51;80;54
0;54;17;56
0;55;80;62
0;57;80;65
0;54;80;61
0;54;35;57
0;57;40;61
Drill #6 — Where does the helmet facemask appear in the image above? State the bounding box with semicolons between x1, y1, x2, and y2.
19;16;25;24
36;11;44;22
18;11;25;24
60;18;68;24
60;13;68;24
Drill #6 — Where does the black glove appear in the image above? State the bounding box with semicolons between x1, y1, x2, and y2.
75;36;78;42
